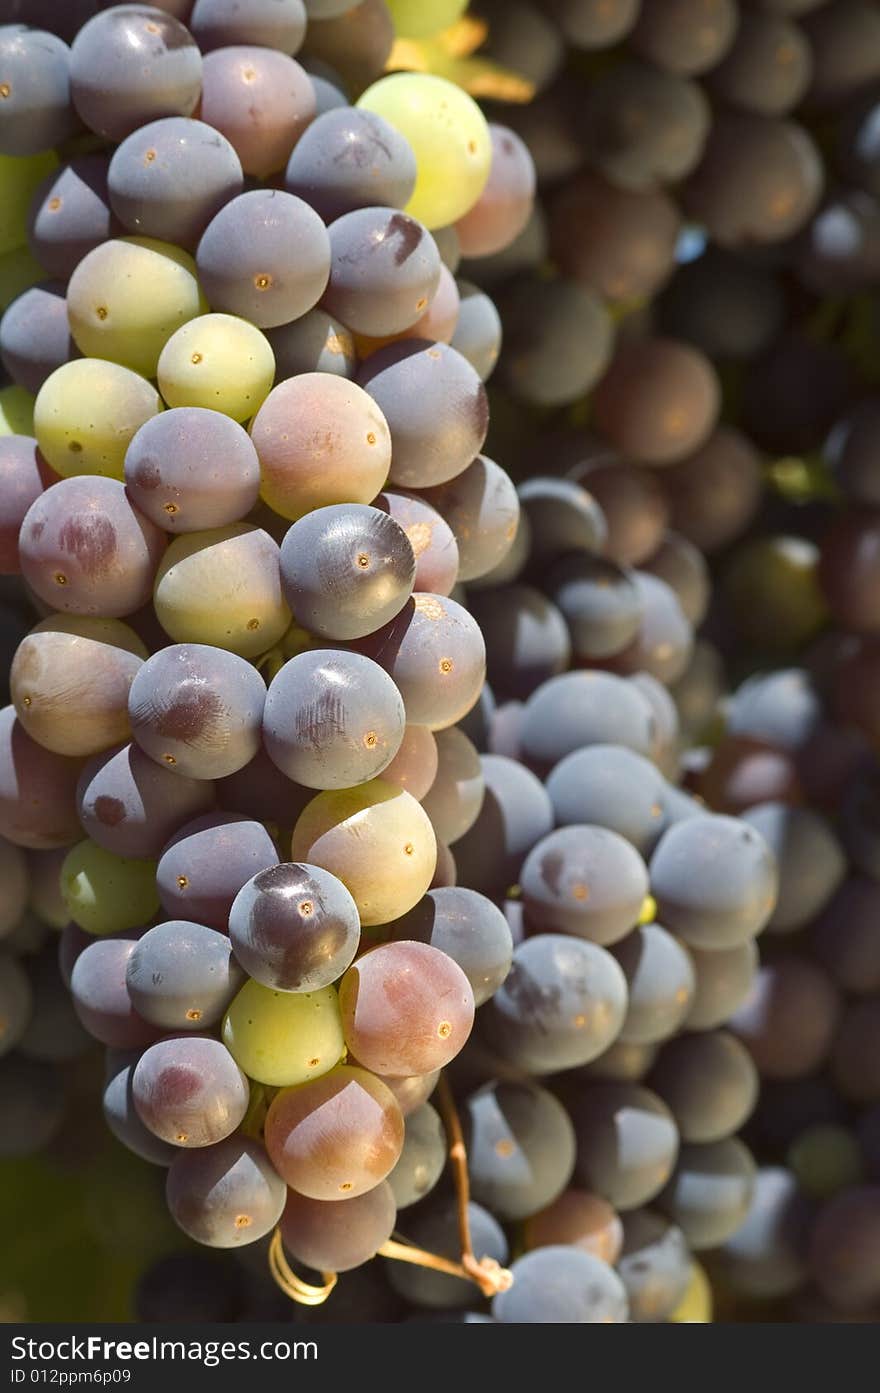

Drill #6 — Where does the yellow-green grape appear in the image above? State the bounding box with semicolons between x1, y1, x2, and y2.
67;237;207;378
669;1261;713;1323
357;74;491;229
386;0;467;37
221;979;344;1087
0;244;43;310
0;384;34;435
34;359;162;480
0;150;57;256
291;779;437;926
61;839;160;935
153;523;291;659
157;313;275;423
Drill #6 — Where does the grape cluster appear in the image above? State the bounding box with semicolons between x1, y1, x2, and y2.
1;0;880;1330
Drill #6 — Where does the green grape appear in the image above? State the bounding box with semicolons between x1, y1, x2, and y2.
386;0;467;38
357;74;491;229
788;1123;864;1199
222;978;345;1087
291;779;437;926
67;237;207;379
34;359;163;480
157;313;275;423
0;245;43;310
0;150;57;256
153;524;291;659
0;384;34;436
61;839;160;935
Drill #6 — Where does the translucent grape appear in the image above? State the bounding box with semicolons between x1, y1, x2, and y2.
281;1181;396;1272
153;524;290;658
166;1135;286;1247
250;373;391;521
156;314;275;423
61;839;160;936
124;408;260;534
264;1063;404;1199
221;977;344;1086
381;723;438;801
198;45;315;179
34;360;163;482
357;74;491;229
76;741;215;858
228;861;360;993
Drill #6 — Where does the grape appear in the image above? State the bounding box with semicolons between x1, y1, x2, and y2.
357;340;487;489
133;1034;248;1147
832;1001;880;1105
386;0;465;37
264;309;356;381
279;504;415;641
27;155;113;281
126;921;243;1030
0;1054;66;1158
741;802;846;933
617;1209;690;1324
0;951;32;1058
464;1080;575;1222
824;400;880;506
642;532;710;629
585;61;710;192
550;171;680;304
567;1082;679;1211
570;457;670;569
0;435;52;574
263;650;404;791
649;814;778;951
128;643;265;782
0;705;84;849
108;117;244;249
516;476;607;568
0;836;28;938
357;593;485;732
418;455;519;585
76;741;215;859
189;0;307;53
811;876;880;996
156;813;277;931
632;0;738;75
196;189;329;330
650;1031;759;1145
542;0;639;47
228;861;360;993
385;1197;507;1308
493;1246;628;1324
285;108;417;223
665;428;764;554
701;740;798;818
455;125;535;260
61;839;160;935
372;489;459;597
709;12;813;116
264;1064;404;1199
166;1136;286;1247
379;723;438;803
153;525;290;658
450;280;501;382
387;1101;446;1209
520;825;648;947
11;614;145;757
497;276;613;409
789;1125;864;1200
0;27;77;156
611;924;695;1048
420;727;483;846
482;934;627;1075
1;281;74;395
301;0;394;94
338;940;474;1076
156;314;275;423
124;408;260;534
802;0;880;109
607;572;693;687
34;360;163;482
468;587;571;702
730;955;841;1080
659;247;785;361
217;746;312;827
103;1052;177;1166
527;1190;623;1273
451;753;553;898
198;45;315;179
251;373;391;521
658;1137;756;1250
594;338;720;468
715;1166;811;1300
549;554;643;661
69;938;158;1049
518;672;656;777
470;0;563;93
684;113;823;246
356;74;491;230
547;747;667;858
222;976;343;1087
685;940;759;1033
281;1181;396;1272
